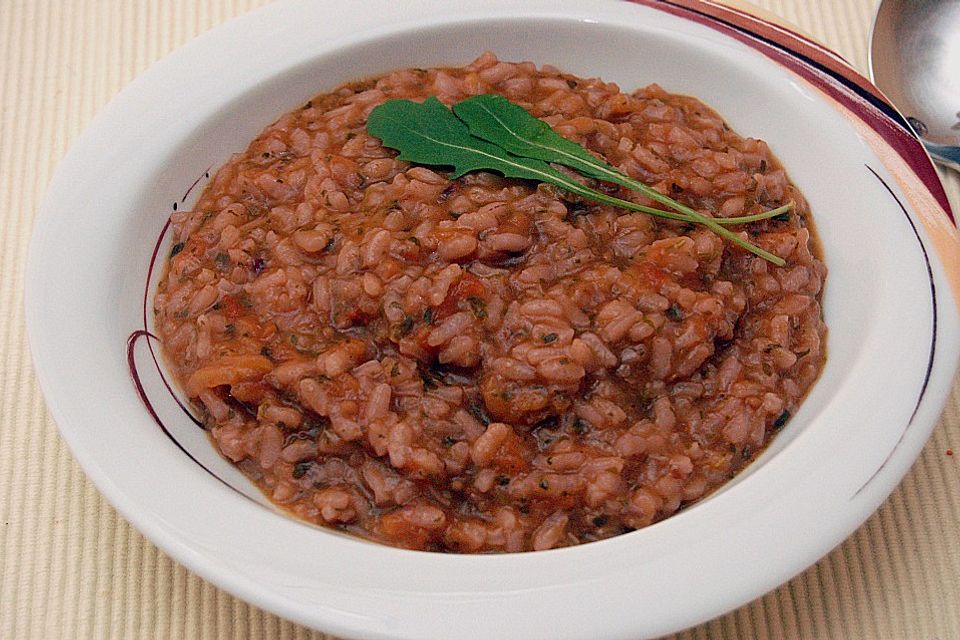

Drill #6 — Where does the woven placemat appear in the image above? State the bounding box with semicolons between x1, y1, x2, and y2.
2;1;957;637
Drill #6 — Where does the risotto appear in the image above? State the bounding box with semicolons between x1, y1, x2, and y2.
154;53;826;552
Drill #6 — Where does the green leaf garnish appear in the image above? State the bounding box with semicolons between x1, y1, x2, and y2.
367;95;789;266
368;96;554;183
367;99;691;220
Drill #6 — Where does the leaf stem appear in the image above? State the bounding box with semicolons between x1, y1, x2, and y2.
713;202;794;225
555;178;785;266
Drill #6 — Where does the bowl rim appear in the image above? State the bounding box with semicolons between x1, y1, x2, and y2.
25;1;960;639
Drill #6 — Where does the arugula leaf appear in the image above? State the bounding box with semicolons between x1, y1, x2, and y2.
453;94;611;182
367;96;786;265
367;96;552;182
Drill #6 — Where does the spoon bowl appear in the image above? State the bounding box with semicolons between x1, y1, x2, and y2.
870;0;960;170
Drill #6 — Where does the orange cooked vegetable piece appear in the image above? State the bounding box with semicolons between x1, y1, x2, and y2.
186;354;274;397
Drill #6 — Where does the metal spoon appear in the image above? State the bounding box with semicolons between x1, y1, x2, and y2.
869;0;960;171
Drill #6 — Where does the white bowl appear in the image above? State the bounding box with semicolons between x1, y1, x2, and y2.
26;1;960;638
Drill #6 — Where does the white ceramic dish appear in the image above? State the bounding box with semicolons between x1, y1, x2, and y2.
26;1;960;638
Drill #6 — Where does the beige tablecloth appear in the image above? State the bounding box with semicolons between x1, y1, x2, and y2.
2;1;958;638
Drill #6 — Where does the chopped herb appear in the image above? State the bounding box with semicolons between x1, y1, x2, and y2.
773;410;791;429
418;364;448;391
467;296;487;319
542;333;558;344
496;475;510;486
422;308;434;324
260;346;274;360
292;462;313;479
666;304;683;321
538;480;549;490
592;515;609;527
468;403;491;426
772;210;791;222
391;362;401;377
759;159;767;173
323;237;336;252
449;210;463;219
408;236;420;246
535;415;558;431
224;323;236;336
573;418;589;434
212;301;221;311
567;201;589;217
214;252;231;270
284;425;321;446
169;242;184;257
441;435;458;446
566;79;577;89
398;316;415;336
742;446;752;460
438;183;456;202
420;371;438;390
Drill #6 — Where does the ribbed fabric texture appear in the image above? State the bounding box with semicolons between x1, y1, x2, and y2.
1;1;957;638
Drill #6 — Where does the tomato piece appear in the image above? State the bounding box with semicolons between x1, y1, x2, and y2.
378;512;431;550
436;273;488;319
220;295;243;318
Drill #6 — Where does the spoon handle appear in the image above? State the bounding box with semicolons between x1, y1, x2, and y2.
924;142;960;173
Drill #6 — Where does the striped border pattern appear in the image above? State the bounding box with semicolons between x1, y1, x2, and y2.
849;164;937;496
